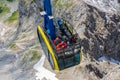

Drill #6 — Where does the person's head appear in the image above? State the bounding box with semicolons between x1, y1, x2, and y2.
67;41;70;44
63;35;67;39
55;37;61;45
56;37;60;40
67;41;70;48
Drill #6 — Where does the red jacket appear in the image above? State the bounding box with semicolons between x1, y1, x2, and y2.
54;38;61;46
56;42;67;51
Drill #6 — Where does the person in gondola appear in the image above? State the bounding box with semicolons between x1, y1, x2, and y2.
54;37;61;46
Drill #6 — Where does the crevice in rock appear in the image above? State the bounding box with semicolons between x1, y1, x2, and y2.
86;64;106;79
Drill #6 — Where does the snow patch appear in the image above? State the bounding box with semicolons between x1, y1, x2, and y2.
110;58;120;64
33;54;59;80
0;22;8;37
98;56;120;64
98;56;107;61
84;0;119;14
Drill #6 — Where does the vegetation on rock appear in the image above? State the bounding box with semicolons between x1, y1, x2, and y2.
22;50;40;63
7;0;14;2
0;6;10;17
9;43;17;49
7;11;19;22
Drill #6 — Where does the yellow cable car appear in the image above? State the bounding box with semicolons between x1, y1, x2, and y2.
37;18;82;70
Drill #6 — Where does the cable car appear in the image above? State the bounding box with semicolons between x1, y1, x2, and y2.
37;0;82;70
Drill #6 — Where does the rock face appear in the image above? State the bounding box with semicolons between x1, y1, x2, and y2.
83;5;120;60
0;0;41;80
84;3;120;61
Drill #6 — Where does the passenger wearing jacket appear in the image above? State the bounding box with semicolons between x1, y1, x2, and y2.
54;37;61;46
54;36;67;50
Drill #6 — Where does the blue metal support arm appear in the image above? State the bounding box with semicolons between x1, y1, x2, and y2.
43;0;56;40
